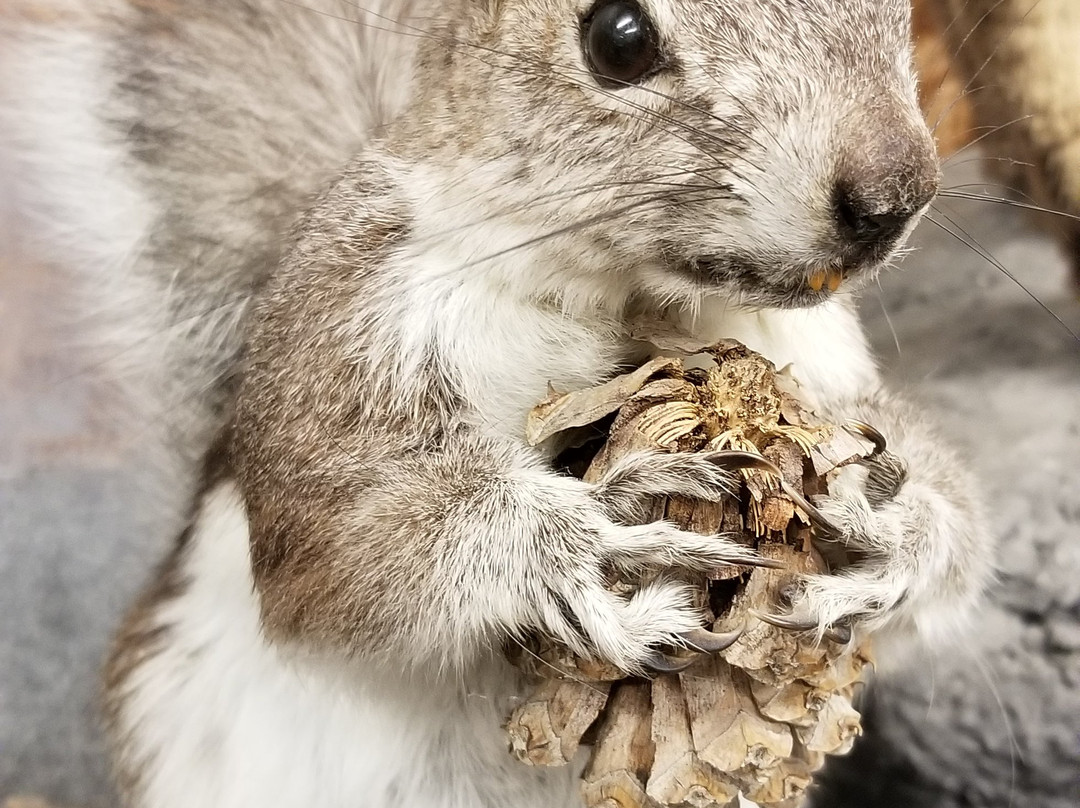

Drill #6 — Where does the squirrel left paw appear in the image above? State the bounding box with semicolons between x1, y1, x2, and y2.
765;434;994;647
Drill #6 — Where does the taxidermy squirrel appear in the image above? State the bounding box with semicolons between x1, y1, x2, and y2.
2;0;993;805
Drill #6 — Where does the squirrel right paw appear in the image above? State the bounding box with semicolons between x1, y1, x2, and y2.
517;451;769;675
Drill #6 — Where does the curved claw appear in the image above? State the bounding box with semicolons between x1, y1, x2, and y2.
744;556;788;570
844;420;887;459
750;608;818;633
778;480;844;541
706;451;844;540
705;450;780;474
750;609;852;644
641;650;703;675
811;534;851;569
824;624;853;644
679;624;745;654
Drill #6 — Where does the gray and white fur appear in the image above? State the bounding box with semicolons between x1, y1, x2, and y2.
2;0;994;805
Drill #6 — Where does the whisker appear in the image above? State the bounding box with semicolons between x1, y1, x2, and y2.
924;0;1009;125
680;52;777;159
413;175;730;244
506;636;609;694
874;282;902;361
926;211;1080;346
943;113;1034;162
933;0;1039;137
274;0;790;225
938;190;1080;222
429;165;718;215
455;49;742;172
943;155;1035;170
941;179;1052;216
315;0;775;176
457;195;677;268
930;81;991;137
456;189;739;271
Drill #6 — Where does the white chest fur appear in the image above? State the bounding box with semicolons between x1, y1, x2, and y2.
675;296;879;404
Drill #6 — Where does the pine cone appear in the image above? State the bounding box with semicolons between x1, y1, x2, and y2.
506;339;875;808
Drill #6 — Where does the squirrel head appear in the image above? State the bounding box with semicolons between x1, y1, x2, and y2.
388;0;939;309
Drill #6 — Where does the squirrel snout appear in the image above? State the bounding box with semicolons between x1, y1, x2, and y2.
831;120;940;259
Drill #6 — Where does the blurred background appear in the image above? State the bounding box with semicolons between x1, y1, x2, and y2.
2;1;1079;806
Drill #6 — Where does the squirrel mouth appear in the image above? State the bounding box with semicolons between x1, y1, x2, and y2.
682;254;870;303
806;266;846;292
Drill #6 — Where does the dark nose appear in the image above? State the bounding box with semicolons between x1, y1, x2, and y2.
833;121;940;255
834;186;916;246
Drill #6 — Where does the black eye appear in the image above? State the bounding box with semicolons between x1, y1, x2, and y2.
582;0;660;87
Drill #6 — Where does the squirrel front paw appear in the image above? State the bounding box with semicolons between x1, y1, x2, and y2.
515;451;770;675
771;431;994;647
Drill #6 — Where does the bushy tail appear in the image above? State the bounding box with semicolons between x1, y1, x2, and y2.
1;0;420;478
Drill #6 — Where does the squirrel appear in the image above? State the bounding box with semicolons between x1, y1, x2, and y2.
3;0;994;805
